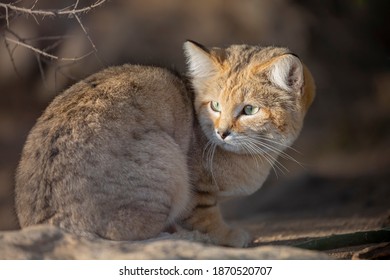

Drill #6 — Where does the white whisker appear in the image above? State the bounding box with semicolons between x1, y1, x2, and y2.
241;138;282;178
243;135;303;168
237;134;301;177
202;140;219;187
202;139;213;163
251;135;302;154
250;138;303;168
237;140;261;169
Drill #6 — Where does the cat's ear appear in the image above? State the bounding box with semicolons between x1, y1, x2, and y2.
183;40;223;79
269;54;304;92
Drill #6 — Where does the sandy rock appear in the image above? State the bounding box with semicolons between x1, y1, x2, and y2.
0;225;328;260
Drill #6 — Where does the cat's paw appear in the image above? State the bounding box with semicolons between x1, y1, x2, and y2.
220;227;252;248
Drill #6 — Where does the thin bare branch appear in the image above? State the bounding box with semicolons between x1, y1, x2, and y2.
30;0;39;10
74;13;97;53
5;37;95;61
5;4;9;27
12;0;24;5
5;37;58;59
3;35;22;79
1;0;106;91
22;35;74;42
0;0;107;18
52;59;86;92
42;39;64;53
35;53;47;88
73;0;80;11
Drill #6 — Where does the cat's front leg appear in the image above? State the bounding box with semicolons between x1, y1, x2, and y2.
179;191;251;247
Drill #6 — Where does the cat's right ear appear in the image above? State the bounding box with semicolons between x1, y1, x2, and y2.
268;54;304;92
183;40;220;79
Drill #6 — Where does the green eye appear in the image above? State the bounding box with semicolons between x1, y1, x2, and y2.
210;101;221;112
243;105;260;115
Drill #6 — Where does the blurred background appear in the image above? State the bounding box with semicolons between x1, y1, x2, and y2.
0;0;389;231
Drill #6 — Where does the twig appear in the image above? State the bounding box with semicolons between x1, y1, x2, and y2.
4;37;94;61
30;0;39;10
74;13;97;53
41;39;64;53
73;0;80;11
3;3;9;27
22;35;74;42
0;0;107;17
3;34;22;79
35;52;47;88
5;36;56;59
1;0;106;89
53;59;85;92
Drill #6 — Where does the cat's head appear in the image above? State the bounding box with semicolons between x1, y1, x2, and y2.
184;40;315;155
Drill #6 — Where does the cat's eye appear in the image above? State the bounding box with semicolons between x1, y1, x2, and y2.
210;101;221;112
243;105;260;115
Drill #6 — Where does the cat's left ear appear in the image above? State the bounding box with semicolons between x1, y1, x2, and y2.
269;54;304;93
183;40;224;79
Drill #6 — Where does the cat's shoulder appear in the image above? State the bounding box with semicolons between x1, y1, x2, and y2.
49;64;188;107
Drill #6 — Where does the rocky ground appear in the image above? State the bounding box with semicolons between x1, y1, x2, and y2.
0;225;330;260
1;170;388;259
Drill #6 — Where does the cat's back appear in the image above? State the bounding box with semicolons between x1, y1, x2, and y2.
47;64;191;133
15;65;193;238
19;64;193;160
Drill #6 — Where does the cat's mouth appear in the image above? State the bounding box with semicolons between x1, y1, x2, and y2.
213;132;283;156
212;133;246;153
219;141;242;153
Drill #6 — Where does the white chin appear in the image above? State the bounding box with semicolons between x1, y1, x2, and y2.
217;141;244;153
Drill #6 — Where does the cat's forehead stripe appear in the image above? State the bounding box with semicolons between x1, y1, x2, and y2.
251;54;292;74
222;47;293;78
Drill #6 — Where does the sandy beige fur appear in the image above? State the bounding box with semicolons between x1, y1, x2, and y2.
15;41;315;247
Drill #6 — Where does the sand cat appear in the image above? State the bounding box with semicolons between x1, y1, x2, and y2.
15;41;315;247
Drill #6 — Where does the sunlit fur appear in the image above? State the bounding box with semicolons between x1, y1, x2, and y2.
185;43;315;175
15;41;315;249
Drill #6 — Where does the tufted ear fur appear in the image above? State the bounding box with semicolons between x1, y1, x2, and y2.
269;54;304;92
183;40;222;79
